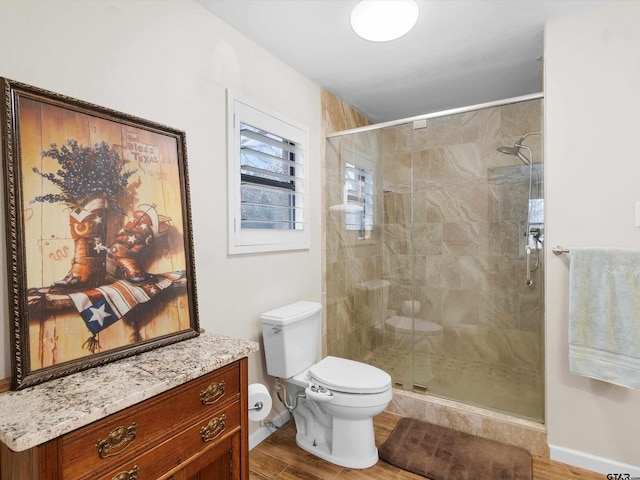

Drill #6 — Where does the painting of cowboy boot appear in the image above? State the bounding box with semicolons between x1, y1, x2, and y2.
49;198;108;293
107;204;159;285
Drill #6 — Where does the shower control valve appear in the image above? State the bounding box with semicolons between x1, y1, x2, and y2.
305;384;334;402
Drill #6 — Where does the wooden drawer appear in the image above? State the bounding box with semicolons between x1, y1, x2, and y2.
92;401;241;480
61;362;240;480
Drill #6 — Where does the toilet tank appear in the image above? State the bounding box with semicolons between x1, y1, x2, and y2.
260;301;322;378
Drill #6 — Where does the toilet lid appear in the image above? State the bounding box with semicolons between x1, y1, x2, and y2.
308;356;391;394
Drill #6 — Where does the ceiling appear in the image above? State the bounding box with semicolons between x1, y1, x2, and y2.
198;0;614;123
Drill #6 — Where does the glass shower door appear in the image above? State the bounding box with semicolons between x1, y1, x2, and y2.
325;98;544;422
402;101;544;421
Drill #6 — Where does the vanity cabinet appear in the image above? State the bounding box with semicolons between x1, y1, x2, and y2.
0;357;250;480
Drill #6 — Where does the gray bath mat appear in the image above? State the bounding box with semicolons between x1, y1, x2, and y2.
379;417;532;480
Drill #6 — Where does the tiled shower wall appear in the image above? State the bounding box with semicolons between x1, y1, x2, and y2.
326;99;543;375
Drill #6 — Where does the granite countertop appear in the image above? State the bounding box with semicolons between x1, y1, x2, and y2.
0;332;259;452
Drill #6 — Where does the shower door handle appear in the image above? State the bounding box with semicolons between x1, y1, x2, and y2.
525;245;533;286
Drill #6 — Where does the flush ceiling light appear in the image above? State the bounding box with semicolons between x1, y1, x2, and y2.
350;0;419;42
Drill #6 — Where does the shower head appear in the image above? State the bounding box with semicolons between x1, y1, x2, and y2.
497;139;530;165
497;143;530;165
497;131;541;165
497;145;521;156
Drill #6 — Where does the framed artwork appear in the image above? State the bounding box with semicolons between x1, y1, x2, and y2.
1;78;199;389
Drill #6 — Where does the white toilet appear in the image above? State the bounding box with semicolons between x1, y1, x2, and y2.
260;301;392;469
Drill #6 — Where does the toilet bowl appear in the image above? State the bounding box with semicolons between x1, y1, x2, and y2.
288;356;392;468
385;315;444;350
261;302;392;469
385;299;444;350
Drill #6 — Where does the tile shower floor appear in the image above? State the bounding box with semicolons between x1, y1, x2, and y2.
365;345;544;421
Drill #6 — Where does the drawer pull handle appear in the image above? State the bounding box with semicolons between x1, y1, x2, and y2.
200;380;226;405
96;423;137;459
111;465;138;480
200;414;226;443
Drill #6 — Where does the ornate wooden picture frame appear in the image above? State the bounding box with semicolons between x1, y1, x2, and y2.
1;78;199;389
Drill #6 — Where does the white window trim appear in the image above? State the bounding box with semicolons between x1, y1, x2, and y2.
227;90;310;255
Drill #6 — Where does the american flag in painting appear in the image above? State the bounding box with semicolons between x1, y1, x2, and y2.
68;271;186;334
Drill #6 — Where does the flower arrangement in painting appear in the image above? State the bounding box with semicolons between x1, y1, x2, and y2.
32;138;136;215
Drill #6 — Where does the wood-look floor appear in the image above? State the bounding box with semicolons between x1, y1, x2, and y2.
249;411;605;480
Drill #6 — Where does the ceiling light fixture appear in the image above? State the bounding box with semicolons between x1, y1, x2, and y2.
350;0;419;42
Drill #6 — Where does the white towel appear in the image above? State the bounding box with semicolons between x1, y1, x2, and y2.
568;248;640;389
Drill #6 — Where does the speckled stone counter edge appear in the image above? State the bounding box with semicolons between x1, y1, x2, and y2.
0;332;259;452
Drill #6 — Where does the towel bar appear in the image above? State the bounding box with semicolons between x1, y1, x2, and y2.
552;246;570;255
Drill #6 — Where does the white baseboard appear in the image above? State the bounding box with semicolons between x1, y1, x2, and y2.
249;410;291;450
550;444;640;476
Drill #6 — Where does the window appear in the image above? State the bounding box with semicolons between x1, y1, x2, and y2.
228;92;309;254
344;162;374;240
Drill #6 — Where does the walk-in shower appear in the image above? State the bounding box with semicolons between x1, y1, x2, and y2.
325;96;544;422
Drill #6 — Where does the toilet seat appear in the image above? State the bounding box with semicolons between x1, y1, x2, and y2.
308;356;391;394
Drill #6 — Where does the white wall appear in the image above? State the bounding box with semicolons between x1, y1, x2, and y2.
545;1;640;472
0;0;322;436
